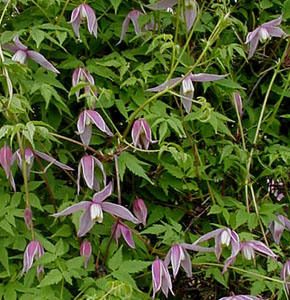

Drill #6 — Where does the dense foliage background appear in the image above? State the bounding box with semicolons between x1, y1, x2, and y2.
0;0;289;299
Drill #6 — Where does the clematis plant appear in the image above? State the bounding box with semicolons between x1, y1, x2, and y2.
239;241;277;261
131;119;157;150
133;198;147;226
0;143;16;191
72;67;97;98
152;258;174;298
245;15;287;59
267;178;285;201
14;147;74;180
269;215;290;245
22;240;44;275
146;72;227;113
77;154;106;195
3;35;59;73
112;220;135;248
77;110;113;146
70;4;98;40
52;182;140;237
80;240;92;269
219;295;261;300
282;260;290;294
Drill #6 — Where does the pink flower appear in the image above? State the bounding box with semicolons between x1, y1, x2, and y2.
77;154;106;195
233;92;243;117
24;207;33;230
72;67;97;98
0;143;16;191
152;258;174;298
3;35;59;73
70;4;98;40
269;215;290;245
146;72;227;113
77;110;113;146
133;198;147;226
80;240;92;268
245;15;287;59
282;260;290;294
112;220;135;248
131;119;157;150
22;240;44;275
219;295;261;300
52;182;140;237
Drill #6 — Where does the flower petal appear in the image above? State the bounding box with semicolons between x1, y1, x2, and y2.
87;110;113;136
183;4;197;32
52;201;90;217
152;259;162;298
78;206;95;237
247;35;259;59
263;15;283;27
146;77;181;92
120;224;135;248
13;35;27;51
181;248;192;277
147;0;178;10
83;4;98;38
27;51;59;73
92;182;113;203
266;27;287;38
81;155;95;190
190;73;228;82
171;245;181;278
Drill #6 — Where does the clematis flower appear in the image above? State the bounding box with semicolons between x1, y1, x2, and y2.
219;295;261;300
164;244;193;278
14;147;74;180
52;182;140;237
112;220;135;248
72;67;97;98
152;258;174;298
3;35;59;73
0;143;16;191
70;4;97;40
131;119;157;150
245;15;287;59
147;0;198;32
269;215;290;245
240;241;277;261
133;198;147;226
77;110;113;146
80;240;92;268
77;154;106;195
233;92;243;117
22;240;44;275
146;72;227;113
282;260;290;294
24;207;33;230
267;178;285;201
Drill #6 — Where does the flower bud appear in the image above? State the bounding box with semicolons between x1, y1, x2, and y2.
24;207;33;230
80;240;92;268
133;198;147;226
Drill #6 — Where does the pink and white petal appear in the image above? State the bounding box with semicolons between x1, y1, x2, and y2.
70;13;82;39
152;259;162;298
93;157;106;185
77;111;86;134
9;172;16;192
72;68;81;87
77;207;95;237
13;35;27;50
117;16;131;45
81;155;95;189
145;77;181;92
181;249;192;277
164;249;171;266
162;262;174;296
262;15;283;28
87;110;113;136
266;27;287;38
190;73;228;82
77;161;81;195
251;241;277;259
131;120;142;147
70;6;81;23
180;87;194;114
2;43;19;53
34;150;74;171
92;182;113;203
102;202;140;224
171;245;181;278
120;225;135;248
147;0;178;10
215;235;223;260
192;228;223;245
84;5;97;36
80;124;92;146
184;6;197;32
27;51;60;73
141;120;153;142
245;28;259;44
83;68;95;86
52;201;90;217
248;35;259;59
129;10;142;35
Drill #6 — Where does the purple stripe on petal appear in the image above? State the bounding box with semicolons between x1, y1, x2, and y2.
52;201;90;217
171;245;181;278
81;155;95;189
152;259;162;298
2;43;19;53
120;224;135;248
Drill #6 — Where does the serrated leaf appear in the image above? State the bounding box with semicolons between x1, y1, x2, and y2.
141;224;167;235
110;0;122;13
120;260;151;273
208;205;223;215
34;253;57;266
108;246;123;271
38;269;62;287
235;210;248;229
52;224;73;238
112;270;138;290
0;246;10;276
31;29;45;48
0;220;14;236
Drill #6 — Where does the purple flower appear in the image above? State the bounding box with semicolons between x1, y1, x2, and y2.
233;92;243;117
77;110;113;146
164;244;193;278
240;240;277;261
72;67;97;98
14;147;74;179
80;240;92;268
282;260;290;294
131;119;157;150
77;154;106;195
152;258;174;298
3;35;59;73
52;182;140;237
22;240;44;275
0;143;16;191
267;178;285;201
245;15;287;59
24;207;33;230
219;296;261;300
146;73;227;113
70;4;97;40
133;198;147;226
112;220;135;248
269;215;290;245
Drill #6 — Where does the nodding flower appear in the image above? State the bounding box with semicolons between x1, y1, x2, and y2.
133;198;147;226
22;240;44;275
245;15;287;59
70;4;98;40
131;119;157;150
72;67;97;98
269;215;290;245
80;240;92;268
3;35;59;73
0;143;16;191
112;220;135;248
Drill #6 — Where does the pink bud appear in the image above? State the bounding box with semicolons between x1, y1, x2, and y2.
80;240;92;268
22;240;44;275
24;207;33;230
131;119;157;150
133;198;147;226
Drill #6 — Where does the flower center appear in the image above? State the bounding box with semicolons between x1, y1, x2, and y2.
90;203;103;223
259;28;270;42
182;77;194;95
242;245;255;260
220;230;231;246
12;50;27;64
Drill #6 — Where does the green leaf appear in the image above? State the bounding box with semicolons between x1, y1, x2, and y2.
38;269;62;287
235;210;248;229
111;270;138;290
110;0;122;14
52;225;73;238
31;29;45;48
35;253;57;266
120;261;151;273
29;193;44;211
0;246;10;276
208;205;223;215
0;220;14;236
216;79;244;89
206;268;228;288
141;224;167;235
108;246;123;271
